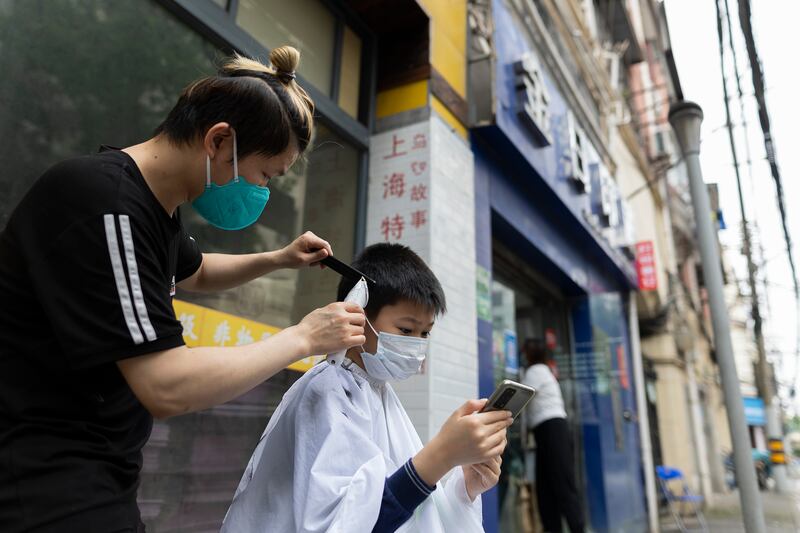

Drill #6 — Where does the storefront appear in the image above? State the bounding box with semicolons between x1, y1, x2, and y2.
4;0;649;530
0;0;376;530
489;244;588;528
470;0;647;531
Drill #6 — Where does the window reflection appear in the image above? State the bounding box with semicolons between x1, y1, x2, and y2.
338;26;363;118
139;371;303;532
0;0;219;230
236;0;336;96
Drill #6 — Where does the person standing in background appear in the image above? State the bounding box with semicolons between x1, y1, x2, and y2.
522;339;585;533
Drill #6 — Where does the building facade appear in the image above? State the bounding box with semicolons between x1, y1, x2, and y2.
1;1;729;532
625;0;733;505
468;0;656;531
0;0;481;531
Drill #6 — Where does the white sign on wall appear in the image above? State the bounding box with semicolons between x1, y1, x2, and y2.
367;122;432;257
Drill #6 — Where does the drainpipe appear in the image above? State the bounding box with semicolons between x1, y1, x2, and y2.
629;296;659;532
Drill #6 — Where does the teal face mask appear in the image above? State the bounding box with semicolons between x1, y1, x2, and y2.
192;131;271;230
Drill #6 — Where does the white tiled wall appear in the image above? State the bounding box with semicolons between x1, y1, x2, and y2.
366;114;477;442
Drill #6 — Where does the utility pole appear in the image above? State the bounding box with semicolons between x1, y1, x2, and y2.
669;101;766;533
728;0;790;490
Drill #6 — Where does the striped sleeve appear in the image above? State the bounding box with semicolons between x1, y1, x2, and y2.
372;459;436;532
104;214;156;344
29;213;185;368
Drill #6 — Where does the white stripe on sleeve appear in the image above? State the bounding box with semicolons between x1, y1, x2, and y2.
118;214;157;342
104;214;144;345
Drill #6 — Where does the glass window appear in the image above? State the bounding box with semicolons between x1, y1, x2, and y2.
492;242;589;528
0;0;220;230
236;0;336;96
139;370;303;530
338;25;362;118
0;1;363;530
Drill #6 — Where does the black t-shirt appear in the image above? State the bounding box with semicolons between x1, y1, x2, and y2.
0;148;202;532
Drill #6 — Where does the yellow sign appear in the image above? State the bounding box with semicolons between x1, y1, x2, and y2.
768;439;785;452
172;299;323;372
768;438;786;465
770;453;786;465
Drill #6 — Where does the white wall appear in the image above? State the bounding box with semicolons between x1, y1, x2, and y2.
366;114;477;441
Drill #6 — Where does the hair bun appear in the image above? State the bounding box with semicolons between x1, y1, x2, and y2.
213;47;315;153
269;46;300;81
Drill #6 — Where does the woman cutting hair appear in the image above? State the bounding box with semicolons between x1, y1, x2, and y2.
0;46;366;532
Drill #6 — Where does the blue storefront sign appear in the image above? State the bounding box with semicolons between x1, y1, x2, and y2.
470;1;646;532
743;396;766;426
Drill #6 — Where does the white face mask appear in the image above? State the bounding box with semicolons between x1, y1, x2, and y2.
360;319;428;381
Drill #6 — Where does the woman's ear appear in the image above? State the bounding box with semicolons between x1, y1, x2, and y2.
203;122;231;159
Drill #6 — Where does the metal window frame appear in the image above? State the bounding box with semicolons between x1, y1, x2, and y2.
160;0;373;147
158;0;376;254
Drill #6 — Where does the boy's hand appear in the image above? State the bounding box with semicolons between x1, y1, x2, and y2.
463;455;502;501
413;399;511;486
437;399;511;468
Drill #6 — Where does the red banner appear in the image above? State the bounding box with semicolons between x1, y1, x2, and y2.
635;241;657;291
545;328;558;350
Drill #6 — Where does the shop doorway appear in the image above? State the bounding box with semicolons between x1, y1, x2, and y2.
491;241;587;531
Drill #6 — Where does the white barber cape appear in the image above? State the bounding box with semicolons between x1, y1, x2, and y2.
221;358;484;533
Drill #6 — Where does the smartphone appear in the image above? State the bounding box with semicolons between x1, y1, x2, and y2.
480;380;536;420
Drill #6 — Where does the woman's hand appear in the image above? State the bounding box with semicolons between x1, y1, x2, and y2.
277;231;333;269
463;455;502;501
295;302;366;356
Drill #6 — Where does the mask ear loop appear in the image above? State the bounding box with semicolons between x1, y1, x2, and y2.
361;315;380;354
232;129;239;183
365;317;379;337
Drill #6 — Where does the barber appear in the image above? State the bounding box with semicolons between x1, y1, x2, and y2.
0;46;364;532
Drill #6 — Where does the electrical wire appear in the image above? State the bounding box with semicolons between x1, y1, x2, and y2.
735;0;800;395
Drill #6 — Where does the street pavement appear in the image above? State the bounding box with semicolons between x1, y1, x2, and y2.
660;481;800;532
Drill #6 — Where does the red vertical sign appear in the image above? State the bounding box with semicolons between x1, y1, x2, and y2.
635;241;657;291
545;328;558;350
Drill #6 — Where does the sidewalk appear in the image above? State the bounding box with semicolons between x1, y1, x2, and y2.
660;482;800;532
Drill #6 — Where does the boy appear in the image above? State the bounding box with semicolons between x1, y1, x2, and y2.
222;243;511;532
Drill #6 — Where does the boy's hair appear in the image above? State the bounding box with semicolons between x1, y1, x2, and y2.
337;243;446;319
